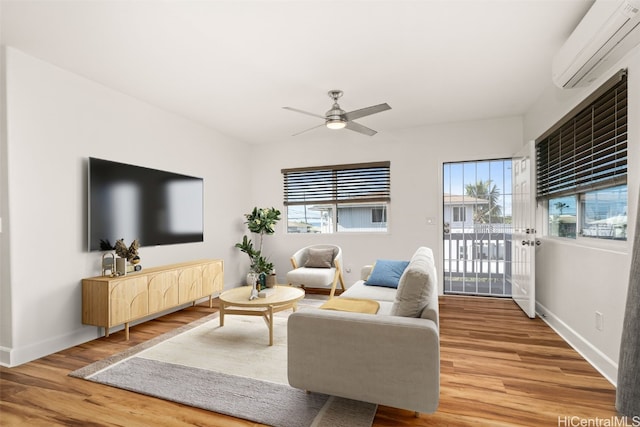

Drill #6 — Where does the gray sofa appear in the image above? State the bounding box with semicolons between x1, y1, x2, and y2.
287;246;440;415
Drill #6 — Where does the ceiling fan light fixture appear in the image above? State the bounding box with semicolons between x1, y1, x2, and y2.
284;89;390;136
326;118;346;130
326;101;346;130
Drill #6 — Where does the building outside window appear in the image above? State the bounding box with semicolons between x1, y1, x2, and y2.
452;206;466;222
371;206;387;224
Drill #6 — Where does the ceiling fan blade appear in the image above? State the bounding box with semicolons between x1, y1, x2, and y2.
292;123;325;136
345;120;377;136
283;106;326;120
344;103;391;121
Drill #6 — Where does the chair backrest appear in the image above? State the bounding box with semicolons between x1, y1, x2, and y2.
292;244;342;271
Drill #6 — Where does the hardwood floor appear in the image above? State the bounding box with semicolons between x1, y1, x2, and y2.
0;296;618;426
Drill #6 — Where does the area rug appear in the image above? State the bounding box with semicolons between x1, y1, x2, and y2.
70;300;377;427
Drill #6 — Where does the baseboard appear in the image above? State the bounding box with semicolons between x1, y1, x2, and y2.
1;327;102;368
0;303;208;367
536;302;618;386
0;346;11;367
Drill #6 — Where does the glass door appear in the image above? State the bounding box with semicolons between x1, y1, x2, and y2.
442;159;513;297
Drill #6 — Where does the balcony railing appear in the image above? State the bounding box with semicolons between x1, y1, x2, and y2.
443;228;513;297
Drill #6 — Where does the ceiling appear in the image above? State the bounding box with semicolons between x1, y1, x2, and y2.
1;0;593;145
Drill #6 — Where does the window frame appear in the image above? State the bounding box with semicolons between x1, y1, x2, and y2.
282;161;391;234
536;70;628;246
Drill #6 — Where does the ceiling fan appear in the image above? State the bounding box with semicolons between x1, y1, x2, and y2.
283;90;391;136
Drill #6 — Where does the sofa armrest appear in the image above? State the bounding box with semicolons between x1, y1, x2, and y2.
360;265;373;280
287;308;440;414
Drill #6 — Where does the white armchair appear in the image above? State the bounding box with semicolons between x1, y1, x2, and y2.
286;244;346;298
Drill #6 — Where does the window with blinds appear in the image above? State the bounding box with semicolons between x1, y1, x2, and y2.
536;70;628;241
282;161;390;233
536;71;627;198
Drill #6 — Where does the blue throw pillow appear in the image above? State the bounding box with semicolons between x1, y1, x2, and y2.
364;259;410;288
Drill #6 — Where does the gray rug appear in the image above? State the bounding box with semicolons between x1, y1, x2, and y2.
89;357;329;427
70;299;377;427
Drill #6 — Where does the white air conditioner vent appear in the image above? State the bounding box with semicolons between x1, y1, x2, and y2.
552;0;640;88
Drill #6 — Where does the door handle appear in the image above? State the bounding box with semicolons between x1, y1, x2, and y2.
522;240;530;246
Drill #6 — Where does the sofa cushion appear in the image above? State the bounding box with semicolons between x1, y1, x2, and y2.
391;247;435;317
342;280;398;303
364;259;409;288
286;267;337;287
304;247;334;268
376;300;395;315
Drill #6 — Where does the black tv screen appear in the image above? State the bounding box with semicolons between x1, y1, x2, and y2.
88;157;204;251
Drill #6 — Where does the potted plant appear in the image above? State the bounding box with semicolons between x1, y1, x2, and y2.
235;207;281;287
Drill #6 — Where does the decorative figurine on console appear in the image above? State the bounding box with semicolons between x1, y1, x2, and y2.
101;238;141;276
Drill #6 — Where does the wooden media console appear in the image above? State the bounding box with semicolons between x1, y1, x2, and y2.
82;259;223;339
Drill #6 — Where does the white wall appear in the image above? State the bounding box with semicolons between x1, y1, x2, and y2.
524;47;640;384
0;47;10;369
249;116;524;288
1;47;251;366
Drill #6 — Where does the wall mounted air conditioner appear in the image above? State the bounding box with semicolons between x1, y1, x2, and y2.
552;0;640;88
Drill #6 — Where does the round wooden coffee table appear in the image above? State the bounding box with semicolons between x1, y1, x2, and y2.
218;285;305;346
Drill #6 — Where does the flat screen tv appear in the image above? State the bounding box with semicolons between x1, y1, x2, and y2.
88;157;204;251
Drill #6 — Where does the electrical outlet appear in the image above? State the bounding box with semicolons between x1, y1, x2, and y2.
595;311;604;331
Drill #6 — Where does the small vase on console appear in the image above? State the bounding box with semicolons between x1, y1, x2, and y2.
265;273;276;288
258;273;267;291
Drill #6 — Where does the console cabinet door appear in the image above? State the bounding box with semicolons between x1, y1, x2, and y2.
148;270;179;313
109;276;149;326
202;260;224;295
178;266;203;303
